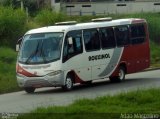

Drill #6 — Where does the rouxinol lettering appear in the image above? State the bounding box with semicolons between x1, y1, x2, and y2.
88;53;110;61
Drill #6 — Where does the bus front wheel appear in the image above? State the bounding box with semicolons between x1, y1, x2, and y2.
110;66;126;82
24;87;35;93
62;75;73;91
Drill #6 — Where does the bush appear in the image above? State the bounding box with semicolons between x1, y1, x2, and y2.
150;41;160;64
35;9;68;26
0;47;20;93
0;6;27;48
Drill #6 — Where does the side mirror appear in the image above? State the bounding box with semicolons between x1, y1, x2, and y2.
16;44;20;52
16;37;22;52
68;37;73;45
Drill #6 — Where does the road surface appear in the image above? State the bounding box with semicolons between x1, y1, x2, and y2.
0;69;160;113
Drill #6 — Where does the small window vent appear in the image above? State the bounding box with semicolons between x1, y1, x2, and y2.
91;17;112;22
55;21;77;25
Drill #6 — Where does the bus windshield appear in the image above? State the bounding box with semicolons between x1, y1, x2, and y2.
18;32;64;64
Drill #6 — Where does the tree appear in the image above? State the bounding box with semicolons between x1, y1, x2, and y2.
0;0;50;16
0;0;38;15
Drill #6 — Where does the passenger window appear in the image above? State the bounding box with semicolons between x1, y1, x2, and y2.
83;29;100;51
115;26;129;46
63;30;83;62
130;24;146;44
99;27;116;49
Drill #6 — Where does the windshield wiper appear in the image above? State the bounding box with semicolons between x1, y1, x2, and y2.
25;41;40;64
40;39;47;63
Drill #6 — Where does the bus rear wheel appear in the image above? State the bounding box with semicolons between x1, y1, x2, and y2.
110;66;126;83
24;87;35;93
62;75;73;91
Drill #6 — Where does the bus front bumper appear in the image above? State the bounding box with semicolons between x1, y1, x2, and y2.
16;72;64;88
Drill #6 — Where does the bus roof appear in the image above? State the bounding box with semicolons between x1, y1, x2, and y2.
26;18;146;35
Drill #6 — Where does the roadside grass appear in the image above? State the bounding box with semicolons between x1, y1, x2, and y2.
0;47;20;93
18;88;160;119
150;41;160;67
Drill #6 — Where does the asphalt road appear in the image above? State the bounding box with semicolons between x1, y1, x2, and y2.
0;69;160;113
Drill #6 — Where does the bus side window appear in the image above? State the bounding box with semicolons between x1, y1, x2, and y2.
83;29;100;51
63;30;83;62
115;26;129;47
130;24;146;45
99;27;116;49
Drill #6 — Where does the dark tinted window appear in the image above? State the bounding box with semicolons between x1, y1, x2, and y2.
83;29;100;51
63;30;83;62
115;26;129;46
99;27;116;49
130;24;146;44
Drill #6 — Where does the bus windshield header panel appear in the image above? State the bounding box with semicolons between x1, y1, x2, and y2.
18;32;64;64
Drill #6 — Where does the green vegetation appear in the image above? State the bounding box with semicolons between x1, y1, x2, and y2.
35;9;68;26
0;47;19;93
18;88;160;119
150;41;160;67
0;0;46;16
0;6;27;48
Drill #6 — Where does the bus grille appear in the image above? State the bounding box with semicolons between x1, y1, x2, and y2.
25;79;53;87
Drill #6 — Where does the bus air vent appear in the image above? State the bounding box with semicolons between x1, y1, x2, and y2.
55;21;77;25
91;17;112;22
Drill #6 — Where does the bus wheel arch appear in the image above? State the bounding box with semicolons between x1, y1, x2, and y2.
109;63;127;82
118;64;126;81
119;63;127;74
62;71;75;91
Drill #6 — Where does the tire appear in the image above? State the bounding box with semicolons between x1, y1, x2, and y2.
109;66;126;83
117;66;126;82
62;75;73;91
24;87;35;93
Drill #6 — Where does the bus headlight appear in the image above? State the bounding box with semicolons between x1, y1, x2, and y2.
47;70;62;76
17;73;25;78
